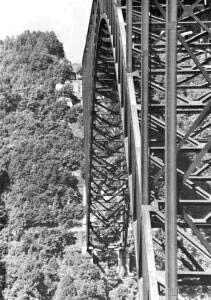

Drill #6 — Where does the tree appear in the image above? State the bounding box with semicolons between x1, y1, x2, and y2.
54;247;107;300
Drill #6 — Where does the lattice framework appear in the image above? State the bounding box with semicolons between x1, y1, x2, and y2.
83;0;211;298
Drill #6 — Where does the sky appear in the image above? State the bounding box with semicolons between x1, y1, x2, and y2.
0;0;92;63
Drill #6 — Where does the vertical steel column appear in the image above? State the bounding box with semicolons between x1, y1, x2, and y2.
141;1;150;299
165;0;178;299
126;0;133;73
141;0;149;205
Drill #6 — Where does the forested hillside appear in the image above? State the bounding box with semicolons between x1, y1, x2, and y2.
0;30;85;299
0;31;137;300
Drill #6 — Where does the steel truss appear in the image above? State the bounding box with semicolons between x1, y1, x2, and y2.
83;0;211;299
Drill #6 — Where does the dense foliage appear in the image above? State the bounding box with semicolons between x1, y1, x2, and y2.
0;31;85;299
0;30;137;300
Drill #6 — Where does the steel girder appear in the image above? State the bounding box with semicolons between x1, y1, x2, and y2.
83;0;211;299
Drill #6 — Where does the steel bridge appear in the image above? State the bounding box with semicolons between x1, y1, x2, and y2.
82;0;211;299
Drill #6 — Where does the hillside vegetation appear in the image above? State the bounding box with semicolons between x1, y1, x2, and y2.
0;31;137;300
0;30;83;299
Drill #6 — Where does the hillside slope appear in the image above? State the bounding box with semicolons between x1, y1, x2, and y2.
0;30;85;299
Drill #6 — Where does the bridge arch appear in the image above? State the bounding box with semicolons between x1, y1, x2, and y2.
83;8;130;257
